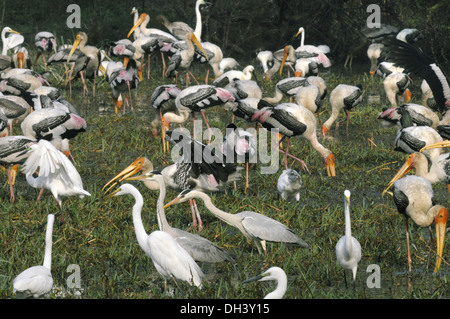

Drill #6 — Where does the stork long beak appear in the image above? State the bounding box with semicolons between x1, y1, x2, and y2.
104;187;121;200
123;57;130;68
419;140;450;152
67;34;81;63
382;154;414;196
326;153;336;177
434;207;448;273
128;13;147;38
190;33;209;62
295;71;302;77
280;46;289;76
164;197;182;209
17;52;24;68
404;89;412;103
102;157;146;193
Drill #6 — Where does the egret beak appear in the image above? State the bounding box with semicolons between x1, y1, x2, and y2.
17;52;24;68
294;28;303;38
326;153;336;177
128;13;147;38
191;33;209;62
419;140;450;152
382;154;414;196
104;187;121;200
67;34;81;63
242;273;265;284
164;196;182;209
279;46;289;76
8;28;20;35
434;207;448;273
404;89;412;103
102;157;146;193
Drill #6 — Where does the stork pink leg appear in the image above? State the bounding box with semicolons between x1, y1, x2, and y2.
201;110;212;144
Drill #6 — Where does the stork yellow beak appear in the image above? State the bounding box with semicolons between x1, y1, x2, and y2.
326;153;336;177
434;207;448;272
104;187;121;200
17;52;24;68
128;13;147;38
67;34;81;63
280;46;289;76
123;57;130;68
419;140;450;152
190;33;209;62
102;157;147;193
382;153;414;196
404;89;412;103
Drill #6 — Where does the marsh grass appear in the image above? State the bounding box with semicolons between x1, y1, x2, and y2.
0;50;448;300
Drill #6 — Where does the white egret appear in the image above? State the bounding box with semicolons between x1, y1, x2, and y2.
106;183;204;289
335;190;361;287
13;214;54;298
242;266;287;299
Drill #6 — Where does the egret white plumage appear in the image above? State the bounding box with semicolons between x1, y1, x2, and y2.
1;27;23;56
242;266;287;299
21;139;91;221
125;171;235;263
294;27;331;68
164;188;308;255
385;175;448;272
105;183;204;289
335;190;361;286
13;213;54;299
322;84;363;137
277;169;302;203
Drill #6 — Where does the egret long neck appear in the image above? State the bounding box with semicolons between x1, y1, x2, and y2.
194;1;203;41
42;215;54;270
344;197;353;253
130;188;149;250
265;276;287;299
155;175;171;232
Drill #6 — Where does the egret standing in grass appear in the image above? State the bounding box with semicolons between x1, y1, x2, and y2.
13;214;55;298
242;266;287;299
335;190;361;287
106;183;204;290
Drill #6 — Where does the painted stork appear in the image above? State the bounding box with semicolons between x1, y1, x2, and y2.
263;76;309;104
386;175;448;273
383;72;412;106
322;84;363;137
66;32;102;97
378;103;440;129
34;32;56;70
212;65;254;88
252;102;336;176
367;42;384;75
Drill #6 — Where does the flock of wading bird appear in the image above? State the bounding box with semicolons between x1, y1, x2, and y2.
1;1;449;298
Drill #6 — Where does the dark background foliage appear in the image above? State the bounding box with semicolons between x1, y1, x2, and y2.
1;0;449;71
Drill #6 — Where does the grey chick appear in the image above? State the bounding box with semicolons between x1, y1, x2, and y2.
277;169;302;203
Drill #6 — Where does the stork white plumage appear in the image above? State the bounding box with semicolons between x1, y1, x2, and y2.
322;84;363;137
386;175;448;273
367;42;384;75
242;266;288;299
378;103;440;129
21;140;91;221
335;190;361;287
13;214;55;299
34;31;56;70
263;76;309;104
213;65;254;88
383;72;412;106
164;189;308;255
106;183;204;289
